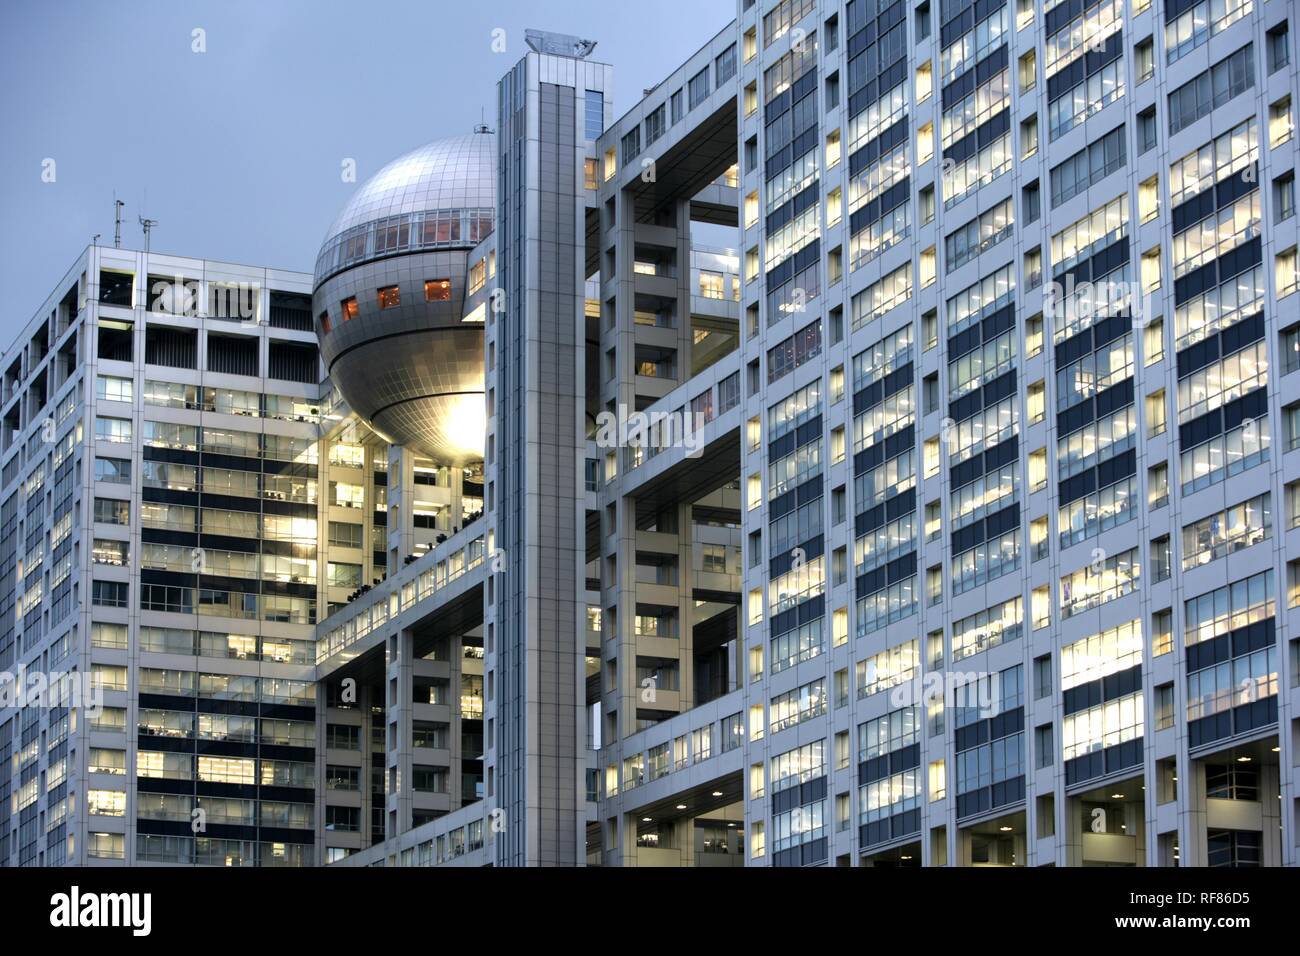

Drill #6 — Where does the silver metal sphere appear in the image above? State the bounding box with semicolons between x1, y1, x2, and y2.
313;131;494;464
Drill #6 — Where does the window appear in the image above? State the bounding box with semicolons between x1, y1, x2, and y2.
1060;548;1140;618
87;833;125;860
92;580;129;608
1268;21;1290;72
424;279;451;301
94;496;130;525
1049;58;1124;141
1020;117;1038;160
715;44;737;85
1271;96;1294;148
1144;319;1164;366
1127;112;1152;161
1283;326;1300;375
94;416;132;444
953;598;1023;660
644;104;665;145
1168;45;1255;135
1183;570;1273;646
95;457;132;484
916;59;933;102
1136;37;1154;82
1167;0;1253;64
1035;726;1054;769
96;374;133;403
620;127;640;166
1051;126;1125;208
1181;494;1271;570
945;198;1014;273
1280;248;1300;298
1146;389;1166;436
1138;176;1159;223
1023;181;1040;225
93;539;128;566
1018;50;1036;92
584;89;604;139
1149;463;1169;509
1181;414;1270;494
688;68;710;110
1276;173;1296;224
341;296;358;321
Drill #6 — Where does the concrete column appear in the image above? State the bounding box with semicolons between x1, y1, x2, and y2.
676;501;695;708
386;444;417;566
1261;763;1282;866
1063;795;1083;866
1181;760;1209;866
385;627;415;838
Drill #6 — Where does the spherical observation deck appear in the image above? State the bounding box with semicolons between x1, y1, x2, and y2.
313;130;494;464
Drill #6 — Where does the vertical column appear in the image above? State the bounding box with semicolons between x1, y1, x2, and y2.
676;500;696;707
1181;760;1209;866
1261;764;1282;866
385;627;414;839
492;54;595;865
386;444;417;565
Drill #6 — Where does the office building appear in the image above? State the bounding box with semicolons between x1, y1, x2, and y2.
4;2;1300;867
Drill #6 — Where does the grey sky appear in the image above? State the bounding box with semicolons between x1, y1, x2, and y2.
0;0;733;339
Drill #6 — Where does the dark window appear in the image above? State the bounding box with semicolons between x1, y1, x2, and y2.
715;44;737;85
621;127;641;165
92;581;129;608
1268;22;1290;72
1168;44;1255;134
688;67;711;109
1207;829;1261;867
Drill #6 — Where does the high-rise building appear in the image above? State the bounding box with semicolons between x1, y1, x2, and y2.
0;245;392;865
4;2;1299;868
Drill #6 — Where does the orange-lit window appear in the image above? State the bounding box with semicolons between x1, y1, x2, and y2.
424;279;451;302
341;297;358;321
377;286;400;309
319;311;331;334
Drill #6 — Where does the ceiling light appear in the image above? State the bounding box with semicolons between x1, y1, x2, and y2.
1110;793;1124;800
999;825;1013;832
900;854;912;860
1272;746;1280;753
642;817;652;823
1237;756;1252;763
712;790;723;797
675;804;687;810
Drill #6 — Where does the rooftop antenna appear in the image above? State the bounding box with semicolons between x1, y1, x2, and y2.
113;198;124;248
91;233;101;247
139;215;158;254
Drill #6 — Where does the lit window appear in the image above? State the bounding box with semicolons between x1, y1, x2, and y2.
377;286;400;309
424;279;451;302
341;296;358;321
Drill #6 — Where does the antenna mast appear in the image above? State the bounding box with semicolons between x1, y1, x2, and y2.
139;216;158;254
113;198;124;247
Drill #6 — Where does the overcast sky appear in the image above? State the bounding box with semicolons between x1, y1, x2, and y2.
0;0;733;341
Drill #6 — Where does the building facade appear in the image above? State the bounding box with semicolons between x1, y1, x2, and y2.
5;0;1300;867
